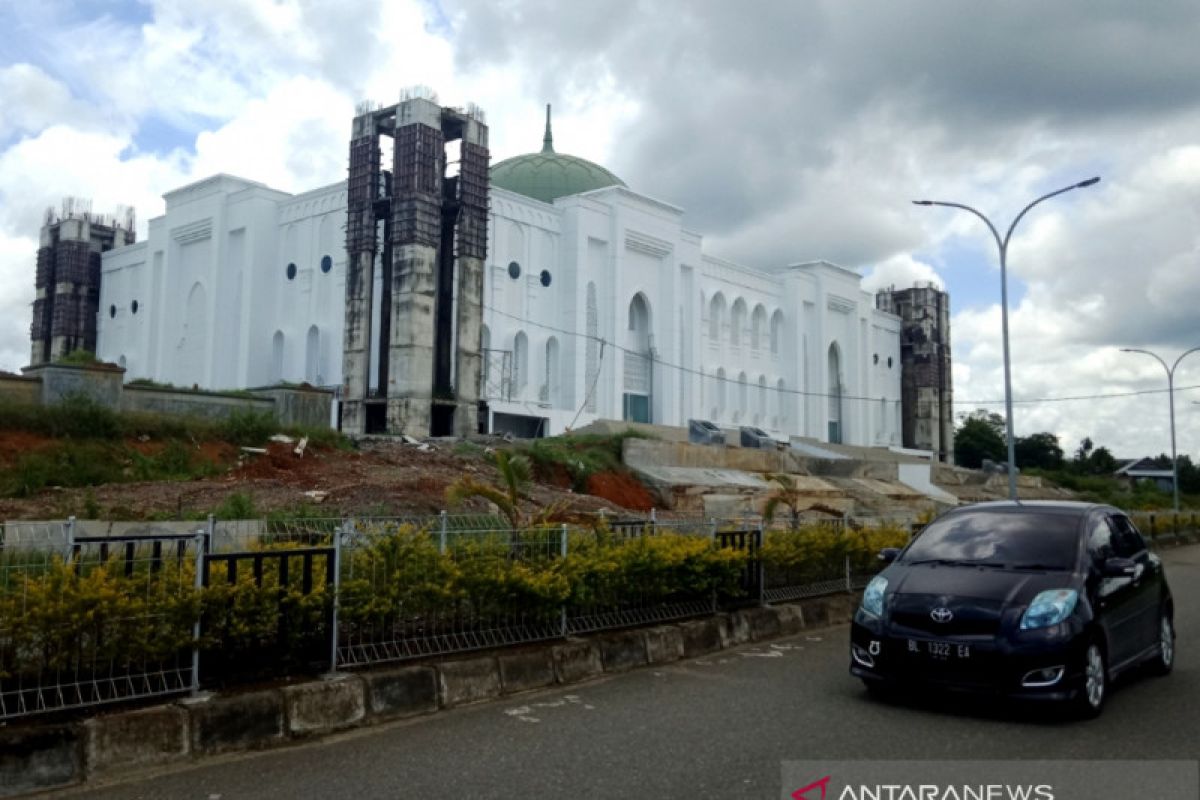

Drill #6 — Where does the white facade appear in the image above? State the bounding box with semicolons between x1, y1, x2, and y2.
98;173;902;447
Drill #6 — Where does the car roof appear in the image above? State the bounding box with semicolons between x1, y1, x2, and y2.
946;500;1107;517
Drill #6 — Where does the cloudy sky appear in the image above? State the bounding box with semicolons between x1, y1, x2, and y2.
1;0;1198;458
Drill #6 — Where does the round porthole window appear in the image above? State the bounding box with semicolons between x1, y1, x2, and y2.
286;263;297;280
131;300;139;315
540;270;552;287
109;304;116;319
508;261;521;279
320;255;332;273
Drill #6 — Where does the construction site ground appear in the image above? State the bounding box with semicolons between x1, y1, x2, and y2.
0;432;653;523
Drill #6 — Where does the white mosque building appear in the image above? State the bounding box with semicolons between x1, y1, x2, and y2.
95;109;903;446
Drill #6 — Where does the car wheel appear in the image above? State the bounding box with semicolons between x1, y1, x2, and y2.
1071;642;1107;719
1149;611;1175;676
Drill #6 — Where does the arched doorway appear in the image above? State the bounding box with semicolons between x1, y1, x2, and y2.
623;293;652;422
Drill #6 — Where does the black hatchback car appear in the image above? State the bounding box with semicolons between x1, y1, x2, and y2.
850;501;1174;717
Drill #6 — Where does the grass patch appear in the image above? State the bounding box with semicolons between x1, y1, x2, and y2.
523;429;651;492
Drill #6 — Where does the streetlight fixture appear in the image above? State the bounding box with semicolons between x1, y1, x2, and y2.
913;177;1100;500
1119;346;1200;512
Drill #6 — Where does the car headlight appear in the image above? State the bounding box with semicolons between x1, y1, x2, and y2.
1020;589;1079;630
861;575;888;618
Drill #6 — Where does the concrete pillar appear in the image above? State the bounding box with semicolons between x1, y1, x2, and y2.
340;249;375;434
385;242;437;434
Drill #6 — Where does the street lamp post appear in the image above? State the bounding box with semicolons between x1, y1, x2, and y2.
914;177;1100;500
1120;346;1200;513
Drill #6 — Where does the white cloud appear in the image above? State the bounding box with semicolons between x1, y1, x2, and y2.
861;255;945;294
0;0;1198;463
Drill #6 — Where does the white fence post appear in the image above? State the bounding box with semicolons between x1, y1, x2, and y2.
190;518;212;696
559;523;569;637
439;510;448;554
329;521;343;673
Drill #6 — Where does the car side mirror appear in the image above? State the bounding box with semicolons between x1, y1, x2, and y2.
1102;557;1137;578
878;548;900;564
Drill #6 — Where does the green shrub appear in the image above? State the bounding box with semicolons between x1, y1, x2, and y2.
215;491;257;520
525;429;650;491
219;410;278;446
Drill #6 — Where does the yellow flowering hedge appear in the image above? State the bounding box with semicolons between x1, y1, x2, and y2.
0;557;200;681
3;523;890;686
759;523;909;586
336;524;748;636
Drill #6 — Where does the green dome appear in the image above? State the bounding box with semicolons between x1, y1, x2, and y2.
490;105;626;204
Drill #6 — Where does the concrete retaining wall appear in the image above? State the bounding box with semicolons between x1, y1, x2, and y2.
6;363;332;429
0;593;861;797
0;373;40;405
122;385;274;420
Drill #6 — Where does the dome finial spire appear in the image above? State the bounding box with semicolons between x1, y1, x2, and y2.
542;103;554;153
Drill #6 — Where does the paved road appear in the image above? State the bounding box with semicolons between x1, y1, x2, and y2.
62;544;1200;800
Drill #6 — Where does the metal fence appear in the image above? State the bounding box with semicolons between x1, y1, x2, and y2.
0;511;925;721
0;522;202;721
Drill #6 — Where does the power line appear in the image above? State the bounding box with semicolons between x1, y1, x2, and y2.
482;304;1200;407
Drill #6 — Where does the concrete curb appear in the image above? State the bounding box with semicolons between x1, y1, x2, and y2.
0;592;860;797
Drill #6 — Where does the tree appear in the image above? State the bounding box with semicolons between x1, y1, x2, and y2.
1015;432;1064;470
954;413;1006;469
763;474;804;531
1088;446;1118;475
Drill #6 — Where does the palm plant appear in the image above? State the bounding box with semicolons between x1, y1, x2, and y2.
445;450;534;533
762;473;804;532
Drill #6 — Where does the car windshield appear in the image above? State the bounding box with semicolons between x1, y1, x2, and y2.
901;510;1081;570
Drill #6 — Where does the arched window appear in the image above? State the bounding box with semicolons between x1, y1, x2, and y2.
730;299;747;347
271;330;285;384
544;336;560;406
777;379;789;428
751;305;767;350
709;293;726;341
305;325;320;384
480;324;493;398
770;310;784;356
716;367;727;418
514;331;529;394
734;371;748;423
757;375;767;424
585;282;599;412
828;342;843;444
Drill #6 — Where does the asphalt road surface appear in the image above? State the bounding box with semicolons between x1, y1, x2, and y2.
60;544;1200;800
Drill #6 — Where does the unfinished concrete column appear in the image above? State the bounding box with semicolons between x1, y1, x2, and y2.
386;100;444;435
453;128;490;435
340;115;380;434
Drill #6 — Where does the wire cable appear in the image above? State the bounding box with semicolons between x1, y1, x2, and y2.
482;303;1200;407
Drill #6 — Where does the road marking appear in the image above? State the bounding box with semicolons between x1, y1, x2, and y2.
738;650;784;658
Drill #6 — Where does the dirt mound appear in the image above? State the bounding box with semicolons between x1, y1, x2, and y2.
0;435;647;522
586;471;656;511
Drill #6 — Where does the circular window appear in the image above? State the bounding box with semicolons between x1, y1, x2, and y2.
508;261;521;280
887;357;894;369
131;300;139;315
286;263;297;280
540;270;552;287
109;304;116;319
320;255;332;274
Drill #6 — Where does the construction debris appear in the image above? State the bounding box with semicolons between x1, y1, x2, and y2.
293;436;309;458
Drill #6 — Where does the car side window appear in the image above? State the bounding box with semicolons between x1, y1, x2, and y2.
1087;516;1115;564
1109;515;1146;558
